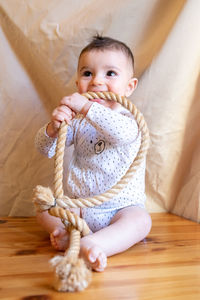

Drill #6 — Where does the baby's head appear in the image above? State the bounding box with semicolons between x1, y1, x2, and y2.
76;35;138;99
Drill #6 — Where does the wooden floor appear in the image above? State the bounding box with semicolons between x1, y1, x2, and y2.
0;213;200;300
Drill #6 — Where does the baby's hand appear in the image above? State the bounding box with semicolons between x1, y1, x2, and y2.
47;93;91;138
47;100;75;137
60;92;90;114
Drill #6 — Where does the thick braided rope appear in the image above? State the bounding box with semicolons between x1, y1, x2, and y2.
54;121;68;199
65;227;81;261
49;206;90;236
53;91;149;211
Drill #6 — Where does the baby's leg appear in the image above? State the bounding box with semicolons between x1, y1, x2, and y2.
80;206;152;271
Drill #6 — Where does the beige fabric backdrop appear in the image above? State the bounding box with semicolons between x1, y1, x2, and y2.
0;0;200;222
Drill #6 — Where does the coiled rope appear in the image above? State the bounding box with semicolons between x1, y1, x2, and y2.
33;91;149;292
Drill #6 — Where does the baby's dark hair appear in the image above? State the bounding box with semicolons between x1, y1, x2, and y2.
79;35;134;73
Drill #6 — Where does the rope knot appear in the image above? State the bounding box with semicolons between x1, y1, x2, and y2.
33;185;56;212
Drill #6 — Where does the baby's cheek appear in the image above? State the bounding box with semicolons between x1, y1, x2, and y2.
77;81;89;94
109;85;124;97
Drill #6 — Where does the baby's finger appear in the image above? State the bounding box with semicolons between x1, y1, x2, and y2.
59;104;73;113
53;108;72;121
57;105;76;120
54;105;72;117
55;113;72;125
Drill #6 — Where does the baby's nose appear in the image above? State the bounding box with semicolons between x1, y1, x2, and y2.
92;75;104;85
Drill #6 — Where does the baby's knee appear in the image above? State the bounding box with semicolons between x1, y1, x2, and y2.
145;213;152;233
127;206;152;235
142;210;152;235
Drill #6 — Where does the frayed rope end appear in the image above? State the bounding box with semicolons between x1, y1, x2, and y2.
50;255;92;292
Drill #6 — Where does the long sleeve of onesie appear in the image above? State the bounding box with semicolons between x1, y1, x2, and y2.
35;121;75;159
34;125;57;158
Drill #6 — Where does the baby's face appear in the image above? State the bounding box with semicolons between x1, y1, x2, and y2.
76;49;137;109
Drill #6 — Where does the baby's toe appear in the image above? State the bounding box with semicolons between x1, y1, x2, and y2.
88;246;107;272
95;252;107;272
88;246;99;263
50;234;58;250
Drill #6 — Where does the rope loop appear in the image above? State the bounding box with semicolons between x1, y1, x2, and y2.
52;91;149;210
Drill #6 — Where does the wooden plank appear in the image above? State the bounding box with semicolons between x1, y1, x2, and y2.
0;213;199;300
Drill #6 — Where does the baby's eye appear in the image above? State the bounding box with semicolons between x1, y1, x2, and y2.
106;70;117;77
83;71;92;77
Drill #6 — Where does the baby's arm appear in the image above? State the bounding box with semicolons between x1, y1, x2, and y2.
35;93;90;157
57;94;138;145
85;103;139;145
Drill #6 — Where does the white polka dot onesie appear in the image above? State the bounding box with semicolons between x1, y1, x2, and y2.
35;102;146;232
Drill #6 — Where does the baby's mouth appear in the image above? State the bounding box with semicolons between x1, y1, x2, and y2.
88;88;108;93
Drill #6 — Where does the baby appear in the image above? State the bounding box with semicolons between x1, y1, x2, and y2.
35;35;152;272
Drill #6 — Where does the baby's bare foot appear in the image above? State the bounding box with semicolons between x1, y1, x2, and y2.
50;228;69;251
80;238;107;272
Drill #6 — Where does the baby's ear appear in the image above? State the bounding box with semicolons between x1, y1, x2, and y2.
125;78;138;97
